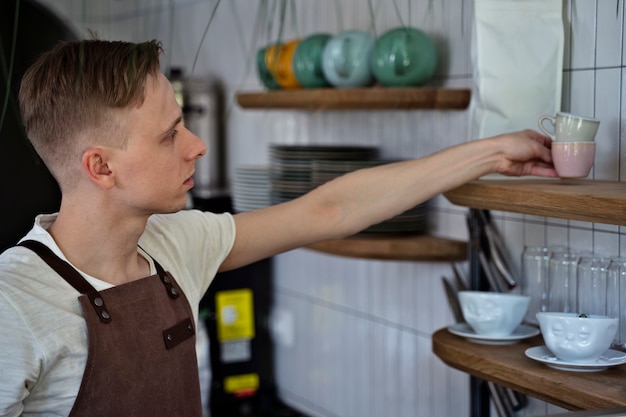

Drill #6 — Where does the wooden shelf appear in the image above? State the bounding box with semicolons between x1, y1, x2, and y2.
432;328;626;411
441;179;626;412
444;179;626;225
236;87;471;110
236;87;470;260
305;234;467;262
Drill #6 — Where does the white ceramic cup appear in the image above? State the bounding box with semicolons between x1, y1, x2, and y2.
537;312;617;363
551;141;596;178
458;291;530;337
538;112;600;142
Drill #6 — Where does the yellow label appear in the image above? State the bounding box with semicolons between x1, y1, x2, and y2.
224;373;259;394
216;289;255;341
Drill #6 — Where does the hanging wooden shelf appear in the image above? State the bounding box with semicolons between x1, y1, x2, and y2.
305;234;467;262
444;179;626;225
236;87;471;110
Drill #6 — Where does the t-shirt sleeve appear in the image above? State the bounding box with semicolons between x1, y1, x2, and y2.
139;210;236;303
0;290;39;417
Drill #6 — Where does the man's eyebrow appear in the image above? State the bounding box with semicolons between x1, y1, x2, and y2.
161;115;182;135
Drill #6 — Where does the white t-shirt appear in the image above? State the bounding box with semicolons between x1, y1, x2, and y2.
0;210;236;417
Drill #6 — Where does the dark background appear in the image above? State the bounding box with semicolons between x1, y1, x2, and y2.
0;0;75;252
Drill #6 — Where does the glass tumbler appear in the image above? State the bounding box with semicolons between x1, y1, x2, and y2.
608;258;626;348
548;251;580;313
577;255;611;316
522;246;566;325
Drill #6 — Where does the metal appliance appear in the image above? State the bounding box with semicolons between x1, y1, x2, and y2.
194;197;306;417
168;68;228;200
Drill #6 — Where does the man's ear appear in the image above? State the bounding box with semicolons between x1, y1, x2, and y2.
82;148;114;188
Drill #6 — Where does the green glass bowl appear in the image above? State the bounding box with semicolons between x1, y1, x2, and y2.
256;46;280;90
321;30;375;88
371;27;437;87
293;33;331;88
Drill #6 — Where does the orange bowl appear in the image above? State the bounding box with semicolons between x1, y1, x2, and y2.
265;39;301;89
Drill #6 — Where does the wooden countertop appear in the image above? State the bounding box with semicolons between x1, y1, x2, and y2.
432;328;626;410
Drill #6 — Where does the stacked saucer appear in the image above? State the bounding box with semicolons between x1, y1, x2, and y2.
232;166;272;212
269;144;379;204
361;202;429;234
311;159;393;186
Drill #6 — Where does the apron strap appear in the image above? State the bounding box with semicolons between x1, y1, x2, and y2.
18;240;113;323
139;246;180;300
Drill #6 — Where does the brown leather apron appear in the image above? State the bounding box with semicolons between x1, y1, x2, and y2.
19;240;203;417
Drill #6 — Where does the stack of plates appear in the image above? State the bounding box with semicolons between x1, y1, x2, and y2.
362;202;429;234
312;159;395;186
232;166;272;212
269;145;379;204
268;145;429;235
312;159;429;234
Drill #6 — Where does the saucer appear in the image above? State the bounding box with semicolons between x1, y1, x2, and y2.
447;323;540;345
525;346;626;372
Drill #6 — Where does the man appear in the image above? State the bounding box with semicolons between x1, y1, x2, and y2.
0;39;557;417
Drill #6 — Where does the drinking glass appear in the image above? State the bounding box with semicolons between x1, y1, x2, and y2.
577;255;611;316
548;251;581;313
608;258;626;348
522;245;567;325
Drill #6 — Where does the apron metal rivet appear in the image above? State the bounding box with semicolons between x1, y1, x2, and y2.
188;324;193;331
166;334;173;341
170;288;178;296
93;297;103;307
101;311;110;319
163;275;170;284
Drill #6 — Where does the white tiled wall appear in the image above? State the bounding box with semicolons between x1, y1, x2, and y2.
35;0;626;415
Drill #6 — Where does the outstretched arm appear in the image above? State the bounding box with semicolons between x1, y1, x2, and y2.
220;129;555;271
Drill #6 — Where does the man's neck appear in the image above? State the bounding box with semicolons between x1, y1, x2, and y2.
48;201;152;285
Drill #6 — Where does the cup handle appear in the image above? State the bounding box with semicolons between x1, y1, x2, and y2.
538;115;556;139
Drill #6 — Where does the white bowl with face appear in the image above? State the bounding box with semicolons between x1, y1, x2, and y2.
536;312;618;363
458;291;530;337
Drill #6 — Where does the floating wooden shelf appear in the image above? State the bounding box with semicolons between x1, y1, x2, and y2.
236;87;471;110
444;179;626;225
440;178;626;412
432;328;626;411
305;234;467;262
236;87;470;261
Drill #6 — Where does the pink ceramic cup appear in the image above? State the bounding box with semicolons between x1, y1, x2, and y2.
551;141;596;178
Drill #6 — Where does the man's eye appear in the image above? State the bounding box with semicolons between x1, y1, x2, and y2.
168;130;179;140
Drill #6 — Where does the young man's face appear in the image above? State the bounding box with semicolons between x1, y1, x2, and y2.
107;72;207;216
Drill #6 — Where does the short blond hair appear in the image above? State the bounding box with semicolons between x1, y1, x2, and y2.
19;39;163;188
